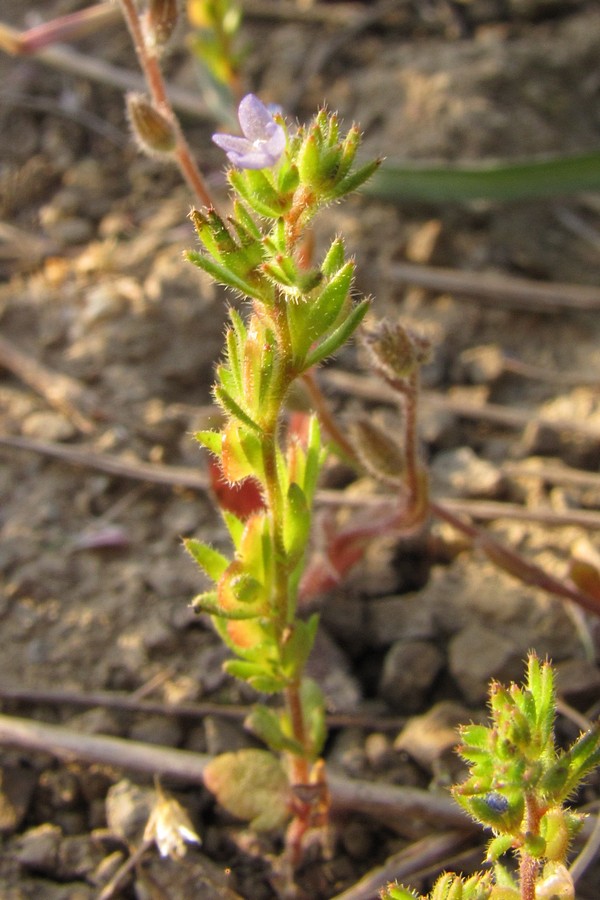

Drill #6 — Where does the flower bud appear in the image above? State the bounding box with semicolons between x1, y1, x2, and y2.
126;93;177;155
147;0;179;47
350;417;405;485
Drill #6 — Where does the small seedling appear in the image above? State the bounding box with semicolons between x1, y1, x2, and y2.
381;654;600;900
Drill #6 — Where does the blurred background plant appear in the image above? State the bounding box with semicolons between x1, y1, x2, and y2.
186;0;243;123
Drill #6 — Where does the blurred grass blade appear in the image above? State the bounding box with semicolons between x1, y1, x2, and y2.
367;152;600;203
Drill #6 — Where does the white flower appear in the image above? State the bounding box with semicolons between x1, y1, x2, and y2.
144;785;201;859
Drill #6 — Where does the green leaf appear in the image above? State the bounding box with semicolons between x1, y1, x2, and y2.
184;538;229;581
190;591;259;620
367;151;600;204
486;833;515;862
380;884;420;900
279;616;319;683
186;250;265;300
561;723;600;794
224;660;285;693
330;158;382;199
222;510;244;547
245;704;304;755
232;199;262;239
283;482;310;563
321;237;346;278
194;429;221;455
203;749;291;831
277;162;299;196
300;675;326;757
214;386;262;433
307;260;355;339
305;298;370;369
297;133;321;187
229;169;289;218
230;572;263;604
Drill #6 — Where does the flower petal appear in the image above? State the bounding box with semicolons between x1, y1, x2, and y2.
238;93;277;143
212;95;286;169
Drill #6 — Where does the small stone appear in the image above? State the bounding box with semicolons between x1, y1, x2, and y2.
38;768;80;811
458;344;504;384
105;779;154;845
21;411;76;442
431;446;503;499
135;852;244;899
367;592;436;647
14;823;62;874
340;819;374;861
203;716;256;757
379;639;444;713
0;763;37;833
364;732;396;771
306;629;362;713
43;216;94;246
394;701;472;772
554;658;600;708
448;623;522;704
56;834;105;880
327;728;367;778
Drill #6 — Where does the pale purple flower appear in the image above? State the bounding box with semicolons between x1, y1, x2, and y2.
212;94;286;170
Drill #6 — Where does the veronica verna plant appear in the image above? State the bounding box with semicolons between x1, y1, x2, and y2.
382;654;600;900
182;94;380;863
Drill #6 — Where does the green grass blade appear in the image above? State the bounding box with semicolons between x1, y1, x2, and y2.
366;152;600;203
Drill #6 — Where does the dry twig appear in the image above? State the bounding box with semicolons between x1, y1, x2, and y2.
388;261;600;313
0;334;97;434
0;713;472;830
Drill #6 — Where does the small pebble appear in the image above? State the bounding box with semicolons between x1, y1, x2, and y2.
21;411;76;442
14;823;62;874
379;639;444;713
105;779;154;845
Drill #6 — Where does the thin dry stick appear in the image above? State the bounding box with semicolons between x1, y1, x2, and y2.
324;369;600;442
7;39;212;120
329;831;474;900
0;334;96;434
97;837;154;900
388;261;600;313
436;498;600;531
0;713;472;830
0;684;405;732
0;434;209;491
430;499;600;617
117;0;214;209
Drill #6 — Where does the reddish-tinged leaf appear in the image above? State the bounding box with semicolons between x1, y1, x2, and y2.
208;457;265;519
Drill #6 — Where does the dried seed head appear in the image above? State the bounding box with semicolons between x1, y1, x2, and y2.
126;93;177;155
363;319;431;383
